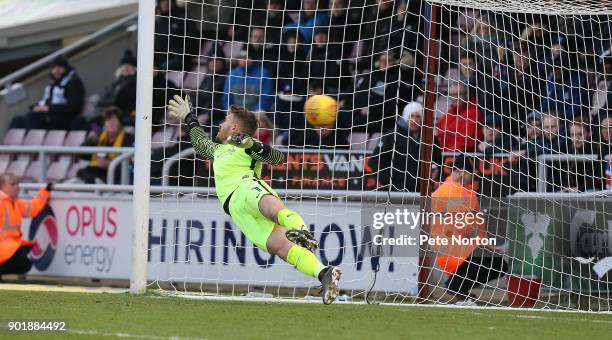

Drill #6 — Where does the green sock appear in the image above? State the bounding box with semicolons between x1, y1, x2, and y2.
277;208;306;230
287;245;326;279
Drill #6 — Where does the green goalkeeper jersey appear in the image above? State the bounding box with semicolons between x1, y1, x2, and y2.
188;125;285;206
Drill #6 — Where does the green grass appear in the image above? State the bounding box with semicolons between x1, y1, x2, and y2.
0;290;611;339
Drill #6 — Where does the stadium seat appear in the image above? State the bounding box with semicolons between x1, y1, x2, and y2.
2;128;26;145
44;130;67;146
23;159;50;182
152;126;177;149
47;159;73;182
23;129;47;145
17;129;47;162
63;130;87;147
67;159;89;179
6;159;30;177
0;154;10;173
349;133;368;151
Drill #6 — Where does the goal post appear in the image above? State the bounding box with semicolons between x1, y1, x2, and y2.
131;0;612;311
131;0;155;295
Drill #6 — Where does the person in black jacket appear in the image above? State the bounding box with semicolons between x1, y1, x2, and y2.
197;47;228;137
369;101;441;192
154;0;199;71
10;55;85;130
97;50;137;117
567;120;604;192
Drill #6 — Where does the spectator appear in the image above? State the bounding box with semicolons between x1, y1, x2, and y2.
76;107;135;184
0;174;51;281
369;102;441;192
222;49;274;112
598;117;612;188
590;48;612;118
460;14;505;74
309;27;341;93
357;0;395;68
436;82;484;152
97;50;137;118
435;53;478;124
431;156;507;305
261;0;294;45
518;112;543;150
353;51;403;134
154;0;199;71
540;52;589;120
521;112;568;157
283;0;329;44
495;44;546;135
10;55;85;130
302;122;349;149
276;29;308;94
152;63;179;130
327;0;359;60
221;25;246;63
476;115;517;155
197;48;228;137
274;80;320;146
253;111;273;145
567;120;604;191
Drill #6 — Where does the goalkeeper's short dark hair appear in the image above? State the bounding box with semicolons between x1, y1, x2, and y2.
230;105;258;135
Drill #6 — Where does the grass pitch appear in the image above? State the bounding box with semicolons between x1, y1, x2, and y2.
0;290;611;339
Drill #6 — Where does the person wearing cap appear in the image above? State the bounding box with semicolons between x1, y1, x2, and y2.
369;101;441;192
476;115;517;155
430;156;507;305
10;55;85;130
97;50;137;118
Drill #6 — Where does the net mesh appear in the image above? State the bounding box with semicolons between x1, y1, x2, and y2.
148;0;612;311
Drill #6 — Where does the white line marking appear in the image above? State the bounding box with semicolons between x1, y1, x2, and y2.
71;329;206;340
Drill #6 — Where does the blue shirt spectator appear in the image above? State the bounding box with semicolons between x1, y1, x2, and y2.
222;51;274;112
540;54;589;120
283;0;329;43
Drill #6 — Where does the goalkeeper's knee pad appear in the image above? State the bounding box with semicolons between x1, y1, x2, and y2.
277;208;306;230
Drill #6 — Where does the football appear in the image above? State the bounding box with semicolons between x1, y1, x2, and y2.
304;95;338;126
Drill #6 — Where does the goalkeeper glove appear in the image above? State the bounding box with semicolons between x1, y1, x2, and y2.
227;133;256;149
167;95;197;126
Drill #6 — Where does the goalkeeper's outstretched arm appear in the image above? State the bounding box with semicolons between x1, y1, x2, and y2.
167;94;219;160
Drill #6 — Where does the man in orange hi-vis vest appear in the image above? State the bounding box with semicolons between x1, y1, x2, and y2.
0;173;52;280
430;156;507;306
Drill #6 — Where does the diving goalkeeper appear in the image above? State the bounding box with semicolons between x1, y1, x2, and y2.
167;95;341;304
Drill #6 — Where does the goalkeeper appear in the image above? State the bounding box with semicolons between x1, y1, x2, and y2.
168;95;341;304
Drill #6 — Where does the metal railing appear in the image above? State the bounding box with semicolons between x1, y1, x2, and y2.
0;145;134;183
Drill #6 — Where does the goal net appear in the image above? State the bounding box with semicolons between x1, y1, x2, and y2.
144;0;612;311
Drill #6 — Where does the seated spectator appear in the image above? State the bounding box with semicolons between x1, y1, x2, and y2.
352;51;403;134
309;27;341;93
0;174;50;281
435;53;479;124
197;48;228;137
590;48;612;118
540;52;589;120
275;80;320;146
436;83;484;152
154;0;199;71
222;49;274;112
521;112;568;157
276;29;308;95
76;107;135;184
567;120;603;191
328;0;359;60
152;62;179;130
369;102;441;192
260;0;294;45
517;112;543;150
598;117;612;188
97;50;137;119
10;55;85;130
357;0;395;69
476;115;517;155
283;0;329;44
302;123;349;149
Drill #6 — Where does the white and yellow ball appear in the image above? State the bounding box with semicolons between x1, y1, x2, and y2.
304;95;337;126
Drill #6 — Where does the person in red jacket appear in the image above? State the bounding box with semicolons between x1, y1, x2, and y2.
0;173;52;280
436;83;484;151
